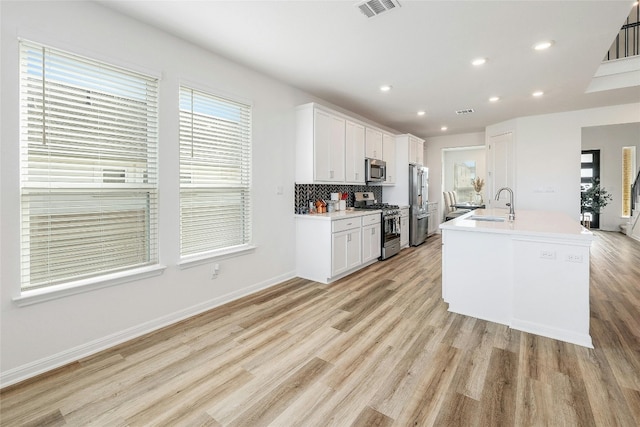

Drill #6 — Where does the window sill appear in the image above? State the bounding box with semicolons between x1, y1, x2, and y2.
178;244;257;269
13;265;167;307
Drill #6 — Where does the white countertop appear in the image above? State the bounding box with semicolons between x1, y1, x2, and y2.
439;208;593;241
295;209;381;221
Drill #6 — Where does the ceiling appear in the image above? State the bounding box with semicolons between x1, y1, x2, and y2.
98;1;639;138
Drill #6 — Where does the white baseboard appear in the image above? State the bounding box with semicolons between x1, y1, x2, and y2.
510;318;593;348
0;271;296;388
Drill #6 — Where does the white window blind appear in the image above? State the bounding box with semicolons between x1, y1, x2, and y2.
19;40;159;291
179;87;252;257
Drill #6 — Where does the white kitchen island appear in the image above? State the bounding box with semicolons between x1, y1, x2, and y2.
440;208;594;347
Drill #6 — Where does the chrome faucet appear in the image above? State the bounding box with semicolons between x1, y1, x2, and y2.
496;187;515;220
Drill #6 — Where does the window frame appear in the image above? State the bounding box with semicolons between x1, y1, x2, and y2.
177;83;255;267
16;39;164;302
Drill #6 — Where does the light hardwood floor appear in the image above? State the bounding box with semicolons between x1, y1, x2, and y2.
1;231;639;426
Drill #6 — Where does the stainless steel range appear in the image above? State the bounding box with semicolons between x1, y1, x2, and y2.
354;192;401;260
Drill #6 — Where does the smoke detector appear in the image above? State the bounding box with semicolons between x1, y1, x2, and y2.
455;108;475;115
356;0;401;18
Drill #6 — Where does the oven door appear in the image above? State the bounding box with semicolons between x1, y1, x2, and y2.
383;214;400;240
382;214;401;260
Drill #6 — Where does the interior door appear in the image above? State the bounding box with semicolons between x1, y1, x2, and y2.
487;132;515;209
581;150;600;229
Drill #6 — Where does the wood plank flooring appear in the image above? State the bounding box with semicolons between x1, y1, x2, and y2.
1;231;639;426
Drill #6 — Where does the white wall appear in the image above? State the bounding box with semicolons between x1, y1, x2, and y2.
582;123;640;231
486;104;640;221
424;132;485;224
0;1;322;386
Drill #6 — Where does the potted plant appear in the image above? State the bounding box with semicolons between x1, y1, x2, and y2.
471;177;485;204
581;178;613;227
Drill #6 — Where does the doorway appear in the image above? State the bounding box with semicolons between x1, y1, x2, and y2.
581;150;600;229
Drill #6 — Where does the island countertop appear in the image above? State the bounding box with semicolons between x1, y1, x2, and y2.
440;208;593;242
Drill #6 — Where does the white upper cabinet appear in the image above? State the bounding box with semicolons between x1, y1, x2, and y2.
345;120;365;184
296;104;346;183
409;135;424;165
314;109;345;182
384;134;425;206
296;103;394;185
382;132;396;184
365;127;383;160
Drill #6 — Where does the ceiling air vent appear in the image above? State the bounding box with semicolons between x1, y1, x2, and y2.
455;108;475;115
356;0;401;18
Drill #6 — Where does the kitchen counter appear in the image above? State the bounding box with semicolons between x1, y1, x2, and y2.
440;208;593;241
294;209;381;221
440;208;594;347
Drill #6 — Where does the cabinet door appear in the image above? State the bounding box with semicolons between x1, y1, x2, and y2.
427;202;439;235
365;127;383;160
347;228;362;270
345;120;365;183
382;133;395;184
332;228;362;276
409;137;418;164
332;231;349;276
314;109;345;182
409;136;424;165
400;214;409;247
362;224;381;263
416;140;424;166
329;116;346;182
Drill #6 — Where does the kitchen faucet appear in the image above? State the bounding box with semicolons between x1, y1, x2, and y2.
495;187;515;220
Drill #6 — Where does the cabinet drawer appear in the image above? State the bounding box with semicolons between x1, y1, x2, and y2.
332;217;362;233
361;214;381;226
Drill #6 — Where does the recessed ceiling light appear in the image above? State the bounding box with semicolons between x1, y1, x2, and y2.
532;90;544;97
471;58;487;66
489;96;500;102
534;40;554;51
379;85;392;92
417;110;426;116
441;126;448;131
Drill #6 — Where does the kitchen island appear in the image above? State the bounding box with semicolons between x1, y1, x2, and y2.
440;208;594;347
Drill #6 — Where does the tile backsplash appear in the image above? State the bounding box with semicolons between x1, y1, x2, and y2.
294;183;382;213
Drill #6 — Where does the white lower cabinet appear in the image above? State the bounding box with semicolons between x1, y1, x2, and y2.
296;212;381;284
400;207;409;248
332;227;362;277
427;202;439;236
362;214;382;263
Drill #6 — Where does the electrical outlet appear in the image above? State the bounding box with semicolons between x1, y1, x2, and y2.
566;254;583;263
210;263;220;279
540;250;556;260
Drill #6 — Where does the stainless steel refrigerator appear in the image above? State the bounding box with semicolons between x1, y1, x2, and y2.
409;165;429;246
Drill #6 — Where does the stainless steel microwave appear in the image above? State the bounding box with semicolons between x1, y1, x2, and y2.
365;158;386;183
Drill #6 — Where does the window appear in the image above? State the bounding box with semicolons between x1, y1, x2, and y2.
622;146;636;217
179;86;252;258
19;40;159;292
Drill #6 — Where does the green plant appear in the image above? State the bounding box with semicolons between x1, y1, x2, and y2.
581;178;613;214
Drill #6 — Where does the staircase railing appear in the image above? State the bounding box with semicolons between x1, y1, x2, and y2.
605;5;639;61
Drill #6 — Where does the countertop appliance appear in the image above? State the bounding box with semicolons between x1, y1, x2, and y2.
354;192;400;260
409;165;429;246
365;158;386;183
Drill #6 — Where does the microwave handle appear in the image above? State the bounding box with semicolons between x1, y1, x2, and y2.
381;165;386;181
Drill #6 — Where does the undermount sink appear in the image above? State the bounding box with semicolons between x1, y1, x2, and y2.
468;215;507;222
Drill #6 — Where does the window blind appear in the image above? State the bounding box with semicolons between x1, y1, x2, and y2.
19;40;159;291
179;87;252;257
